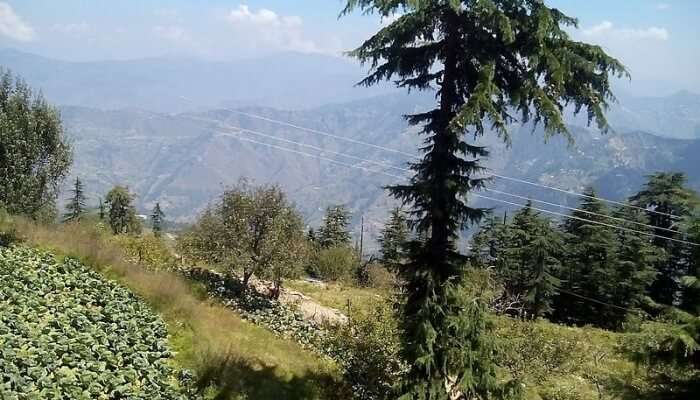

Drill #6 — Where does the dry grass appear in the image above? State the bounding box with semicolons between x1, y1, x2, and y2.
287;279;389;315
2;216;340;399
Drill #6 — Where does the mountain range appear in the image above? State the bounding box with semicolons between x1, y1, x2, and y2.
2;49;699;248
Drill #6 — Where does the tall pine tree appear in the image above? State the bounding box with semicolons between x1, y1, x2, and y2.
611;206;661;320
555;188;621;329
378;207;409;270
509;202;563;318
318;205;352;248
63;177;87;222
343;1;625;397
151;202;166;237
681;211;700;314
630;172;699;306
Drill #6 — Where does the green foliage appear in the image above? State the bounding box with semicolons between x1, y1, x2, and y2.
151;202;166;237
554;188;624;329
317;205;352;248
105;185;141;235
472;202;564;318
179;181;308;296
63;176;87;222
325;303;406;400
0;209;18;247
378;207;409;270
610;206;661;315
0;246;185;399
310;246;359;282
0;69;72;218
682;211;700;314
342;0;624;397
630;172;700;306
113;233;178;270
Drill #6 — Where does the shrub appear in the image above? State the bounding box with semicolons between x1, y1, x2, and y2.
363;262;395;289
324;302;405;400
0;209;18;247
309;246;358;282
113;233;178;270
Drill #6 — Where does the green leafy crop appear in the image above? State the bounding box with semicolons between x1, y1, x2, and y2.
0;246;186;399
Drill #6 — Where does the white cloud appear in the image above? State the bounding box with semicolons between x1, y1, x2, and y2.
582;20;669;41
655;3;671;11
0;2;34;41
223;5;323;53
52;23;91;34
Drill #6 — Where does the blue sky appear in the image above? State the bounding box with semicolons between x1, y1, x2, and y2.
0;0;698;93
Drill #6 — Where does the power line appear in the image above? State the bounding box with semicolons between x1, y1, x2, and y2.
198;119;695;246
472;193;699;247
208;119;681;235
208;124;699;247
217;109;682;220
178;105;671;315
226;110;417;157
215;132;406;180
488;173;681;220
187;114;409;172
484;188;681;235
555;287;639;313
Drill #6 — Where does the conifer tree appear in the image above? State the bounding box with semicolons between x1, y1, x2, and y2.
378;207;409;270
63;177;87;222
318;205;352;248
555;188;620;329
681;211;700;314
630;172;700;306
508;202;563;318
611;206;661;319
98;197;105;220
470;215;511;268
105;185;141;235
343;1;625;397
150;202;166;237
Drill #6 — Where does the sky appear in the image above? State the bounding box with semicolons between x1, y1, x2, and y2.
0;0;698;94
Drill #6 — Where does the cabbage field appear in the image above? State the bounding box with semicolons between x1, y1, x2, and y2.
0;246;186;399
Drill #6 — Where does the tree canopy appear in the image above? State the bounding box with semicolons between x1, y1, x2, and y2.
0;70;72;219
105;186;141;235
343;0;626;398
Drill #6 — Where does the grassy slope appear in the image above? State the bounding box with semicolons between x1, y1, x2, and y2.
1;216;340;400
287;275;680;400
286;280;387;315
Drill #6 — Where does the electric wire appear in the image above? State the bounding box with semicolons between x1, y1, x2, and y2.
204;119;685;236
220;109;682;220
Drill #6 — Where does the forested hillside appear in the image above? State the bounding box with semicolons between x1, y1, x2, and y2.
57;92;700;248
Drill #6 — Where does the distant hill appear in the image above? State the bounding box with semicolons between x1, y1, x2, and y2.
0;49;395;112
58;92;700;248
3;49;698;140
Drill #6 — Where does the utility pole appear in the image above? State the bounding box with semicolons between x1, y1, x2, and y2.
359;215;365;261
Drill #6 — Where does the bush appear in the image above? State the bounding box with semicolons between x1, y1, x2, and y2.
363;262;395;289
309;246;359;282
324;302;405;400
113;233;178;270
0;210;18;247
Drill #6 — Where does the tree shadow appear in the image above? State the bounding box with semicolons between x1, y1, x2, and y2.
191;352;347;400
604;372;700;400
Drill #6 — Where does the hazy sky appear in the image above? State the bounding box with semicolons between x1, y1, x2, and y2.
1;0;698;94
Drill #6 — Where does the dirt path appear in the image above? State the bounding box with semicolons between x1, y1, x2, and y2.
248;278;348;325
